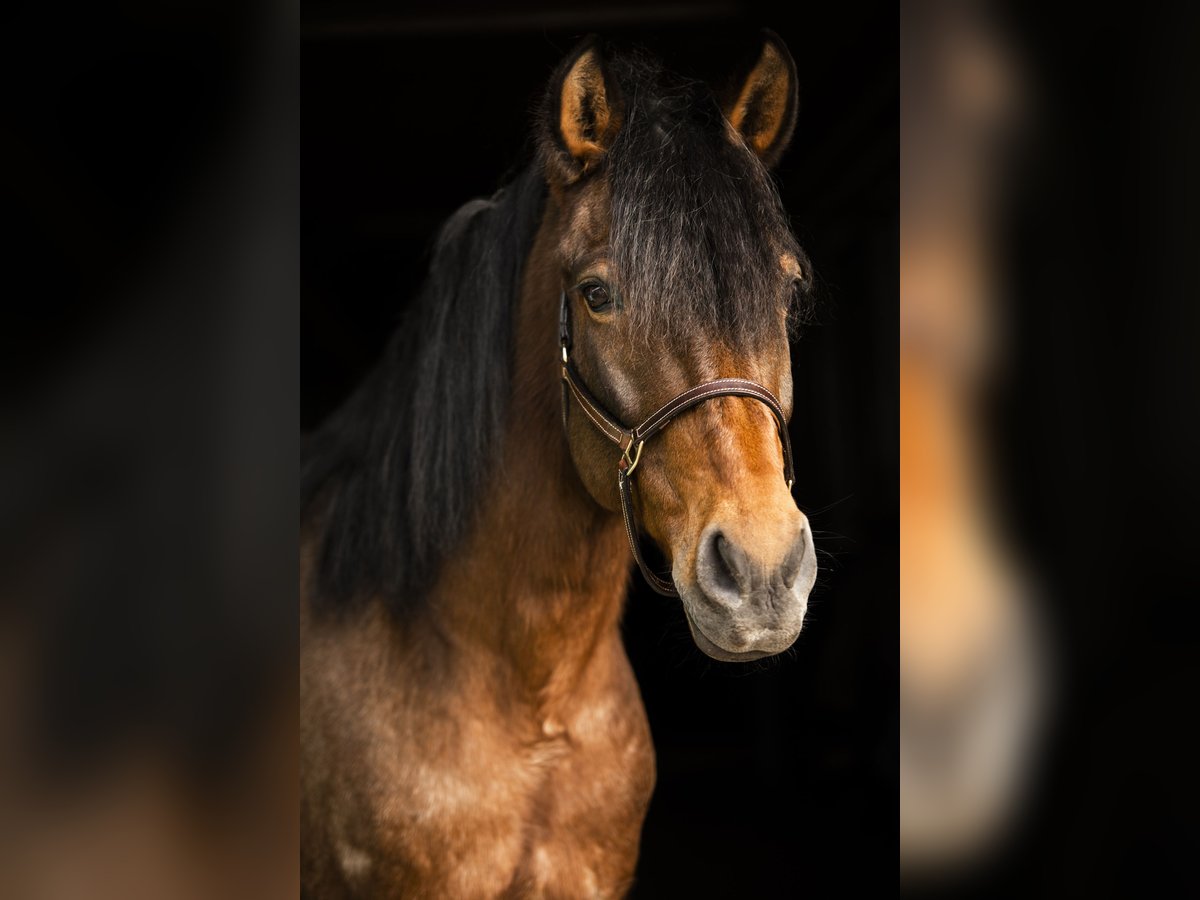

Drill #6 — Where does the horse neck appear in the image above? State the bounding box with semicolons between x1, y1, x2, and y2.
429;203;633;702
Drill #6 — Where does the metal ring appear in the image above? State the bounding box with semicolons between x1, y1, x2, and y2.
622;440;645;477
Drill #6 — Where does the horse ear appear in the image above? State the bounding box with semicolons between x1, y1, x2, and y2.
721;30;798;168
542;37;623;181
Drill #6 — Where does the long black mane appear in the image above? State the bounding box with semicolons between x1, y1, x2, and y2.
301;163;545;608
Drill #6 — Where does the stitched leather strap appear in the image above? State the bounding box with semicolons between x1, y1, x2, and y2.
558;290;794;596
562;360;635;449
632;378;794;483
619;470;677;595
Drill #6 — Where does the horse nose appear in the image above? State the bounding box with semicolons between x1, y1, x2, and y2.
695;524;809;607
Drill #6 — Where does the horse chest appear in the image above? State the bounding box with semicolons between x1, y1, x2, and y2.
303;607;656;897
388;699;654;898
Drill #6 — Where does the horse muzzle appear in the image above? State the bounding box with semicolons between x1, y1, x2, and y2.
676;518;816;662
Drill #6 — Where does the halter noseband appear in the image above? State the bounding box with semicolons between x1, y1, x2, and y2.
558;290;795;596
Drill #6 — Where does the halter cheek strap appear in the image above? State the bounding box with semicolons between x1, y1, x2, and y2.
558;290;795;597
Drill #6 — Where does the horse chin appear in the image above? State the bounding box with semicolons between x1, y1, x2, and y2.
677;599;804;663
684;617;776;662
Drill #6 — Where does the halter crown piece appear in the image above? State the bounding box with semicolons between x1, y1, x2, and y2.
558;290;795;596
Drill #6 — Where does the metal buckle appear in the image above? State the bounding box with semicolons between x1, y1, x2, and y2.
620;440;644;477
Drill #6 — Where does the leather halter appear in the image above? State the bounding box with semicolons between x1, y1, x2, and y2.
558;290;795;596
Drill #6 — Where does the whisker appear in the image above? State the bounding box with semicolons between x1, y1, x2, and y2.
803;493;856;516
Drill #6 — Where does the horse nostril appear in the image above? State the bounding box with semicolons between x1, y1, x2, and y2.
781;528;809;588
716;534;744;590
697;530;750;604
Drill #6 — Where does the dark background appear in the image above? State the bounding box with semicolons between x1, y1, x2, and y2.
302;1;897;896
905;2;1200;897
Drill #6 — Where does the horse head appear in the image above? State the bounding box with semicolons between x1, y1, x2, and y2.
537;34;817;661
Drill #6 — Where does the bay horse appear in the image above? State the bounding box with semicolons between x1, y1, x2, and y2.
301;32;817;898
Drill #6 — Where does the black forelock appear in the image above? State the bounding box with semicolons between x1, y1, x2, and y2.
604;49;808;345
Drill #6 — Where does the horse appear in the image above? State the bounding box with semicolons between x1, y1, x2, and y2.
301;32;817;898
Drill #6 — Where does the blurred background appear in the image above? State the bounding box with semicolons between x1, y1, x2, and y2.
0;2;298;898
302;1;897;897
902;0;1200;895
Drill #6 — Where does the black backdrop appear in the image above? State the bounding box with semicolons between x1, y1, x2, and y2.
903;3;1200;897
302;2;898;894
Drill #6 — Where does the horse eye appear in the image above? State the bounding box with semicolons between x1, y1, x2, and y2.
582;282;612;312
